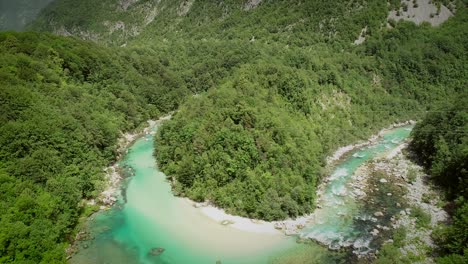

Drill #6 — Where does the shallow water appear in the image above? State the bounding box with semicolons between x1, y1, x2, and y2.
71;125;412;264
72;128;295;264
301;126;413;253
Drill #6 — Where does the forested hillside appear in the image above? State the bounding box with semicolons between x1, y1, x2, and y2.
0;32;185;262
1;0;467;262
155;4;467;219
0;0;54;31
31;0;397;45
30;0;467;220
410;96;468;263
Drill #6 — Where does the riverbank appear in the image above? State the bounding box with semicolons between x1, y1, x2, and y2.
70;127;294;264
96;115;172;209
192;121;416;237
342;140;448;261
373;150;448;261
67;115;172;259
326;120;416;164
69;121;419;263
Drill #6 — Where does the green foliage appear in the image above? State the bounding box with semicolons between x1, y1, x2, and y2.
156;78;322;220
411;206;432;228
437;250;468;264
393;227;407;248
2;0;467;261
410;96;468;199
0;0;53;31
0;32;185;263
411;96;468;261
32;0;392;47
375;243;411;264
407;168;417;183
153;4;468;221
435;199;468;257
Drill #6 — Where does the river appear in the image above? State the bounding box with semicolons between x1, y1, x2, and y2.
70;124;413;264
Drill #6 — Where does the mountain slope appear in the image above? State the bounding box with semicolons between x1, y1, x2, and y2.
0;0;54;30
29;0;468;220
31;0;393;46
0;31;185;263
0;1;466;262
155;10;468;219
410;95;468;263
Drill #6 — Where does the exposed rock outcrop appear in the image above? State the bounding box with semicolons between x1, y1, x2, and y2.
244;0;263;11
388;0;454;26
119;0;140;11
178;0;194;16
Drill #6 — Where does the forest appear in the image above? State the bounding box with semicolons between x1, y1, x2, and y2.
0;32;186;262
0;0;467;263
410;95;468;263
155;7;467;220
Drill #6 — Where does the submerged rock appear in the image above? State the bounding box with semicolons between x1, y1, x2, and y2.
220;220;234;226
148;247;165;256
274;222;283;230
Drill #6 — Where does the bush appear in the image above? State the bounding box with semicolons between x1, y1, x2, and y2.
411;206;432;228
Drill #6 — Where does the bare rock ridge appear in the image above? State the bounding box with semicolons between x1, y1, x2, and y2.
353;26;367;45
388;0;454;26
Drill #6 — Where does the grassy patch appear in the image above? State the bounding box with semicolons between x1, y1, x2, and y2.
411;206;431;228
406;168;417;183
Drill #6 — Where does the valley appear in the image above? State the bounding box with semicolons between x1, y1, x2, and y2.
0;0;466;263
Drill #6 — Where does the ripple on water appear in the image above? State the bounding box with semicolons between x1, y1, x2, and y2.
300;126;413;253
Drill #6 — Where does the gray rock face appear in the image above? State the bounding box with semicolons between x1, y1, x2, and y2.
119;0;140;11
244;0;263;11
388;0;454;26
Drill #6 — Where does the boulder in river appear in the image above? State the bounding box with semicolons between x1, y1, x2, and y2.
220;220;234;226
274;222;283;230
374;211;384;217
148;247;165;256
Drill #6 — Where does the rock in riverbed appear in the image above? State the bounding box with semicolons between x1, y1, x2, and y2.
220;220;234;226
148;247;165;256
374;211;384;217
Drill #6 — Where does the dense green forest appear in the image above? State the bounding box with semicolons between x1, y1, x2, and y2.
0;32;186;262
410;96;468;263
31;0;397;46
0;0;467;263
155;6;467;220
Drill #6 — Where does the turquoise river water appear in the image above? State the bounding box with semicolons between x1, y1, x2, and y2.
71;125;412;264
